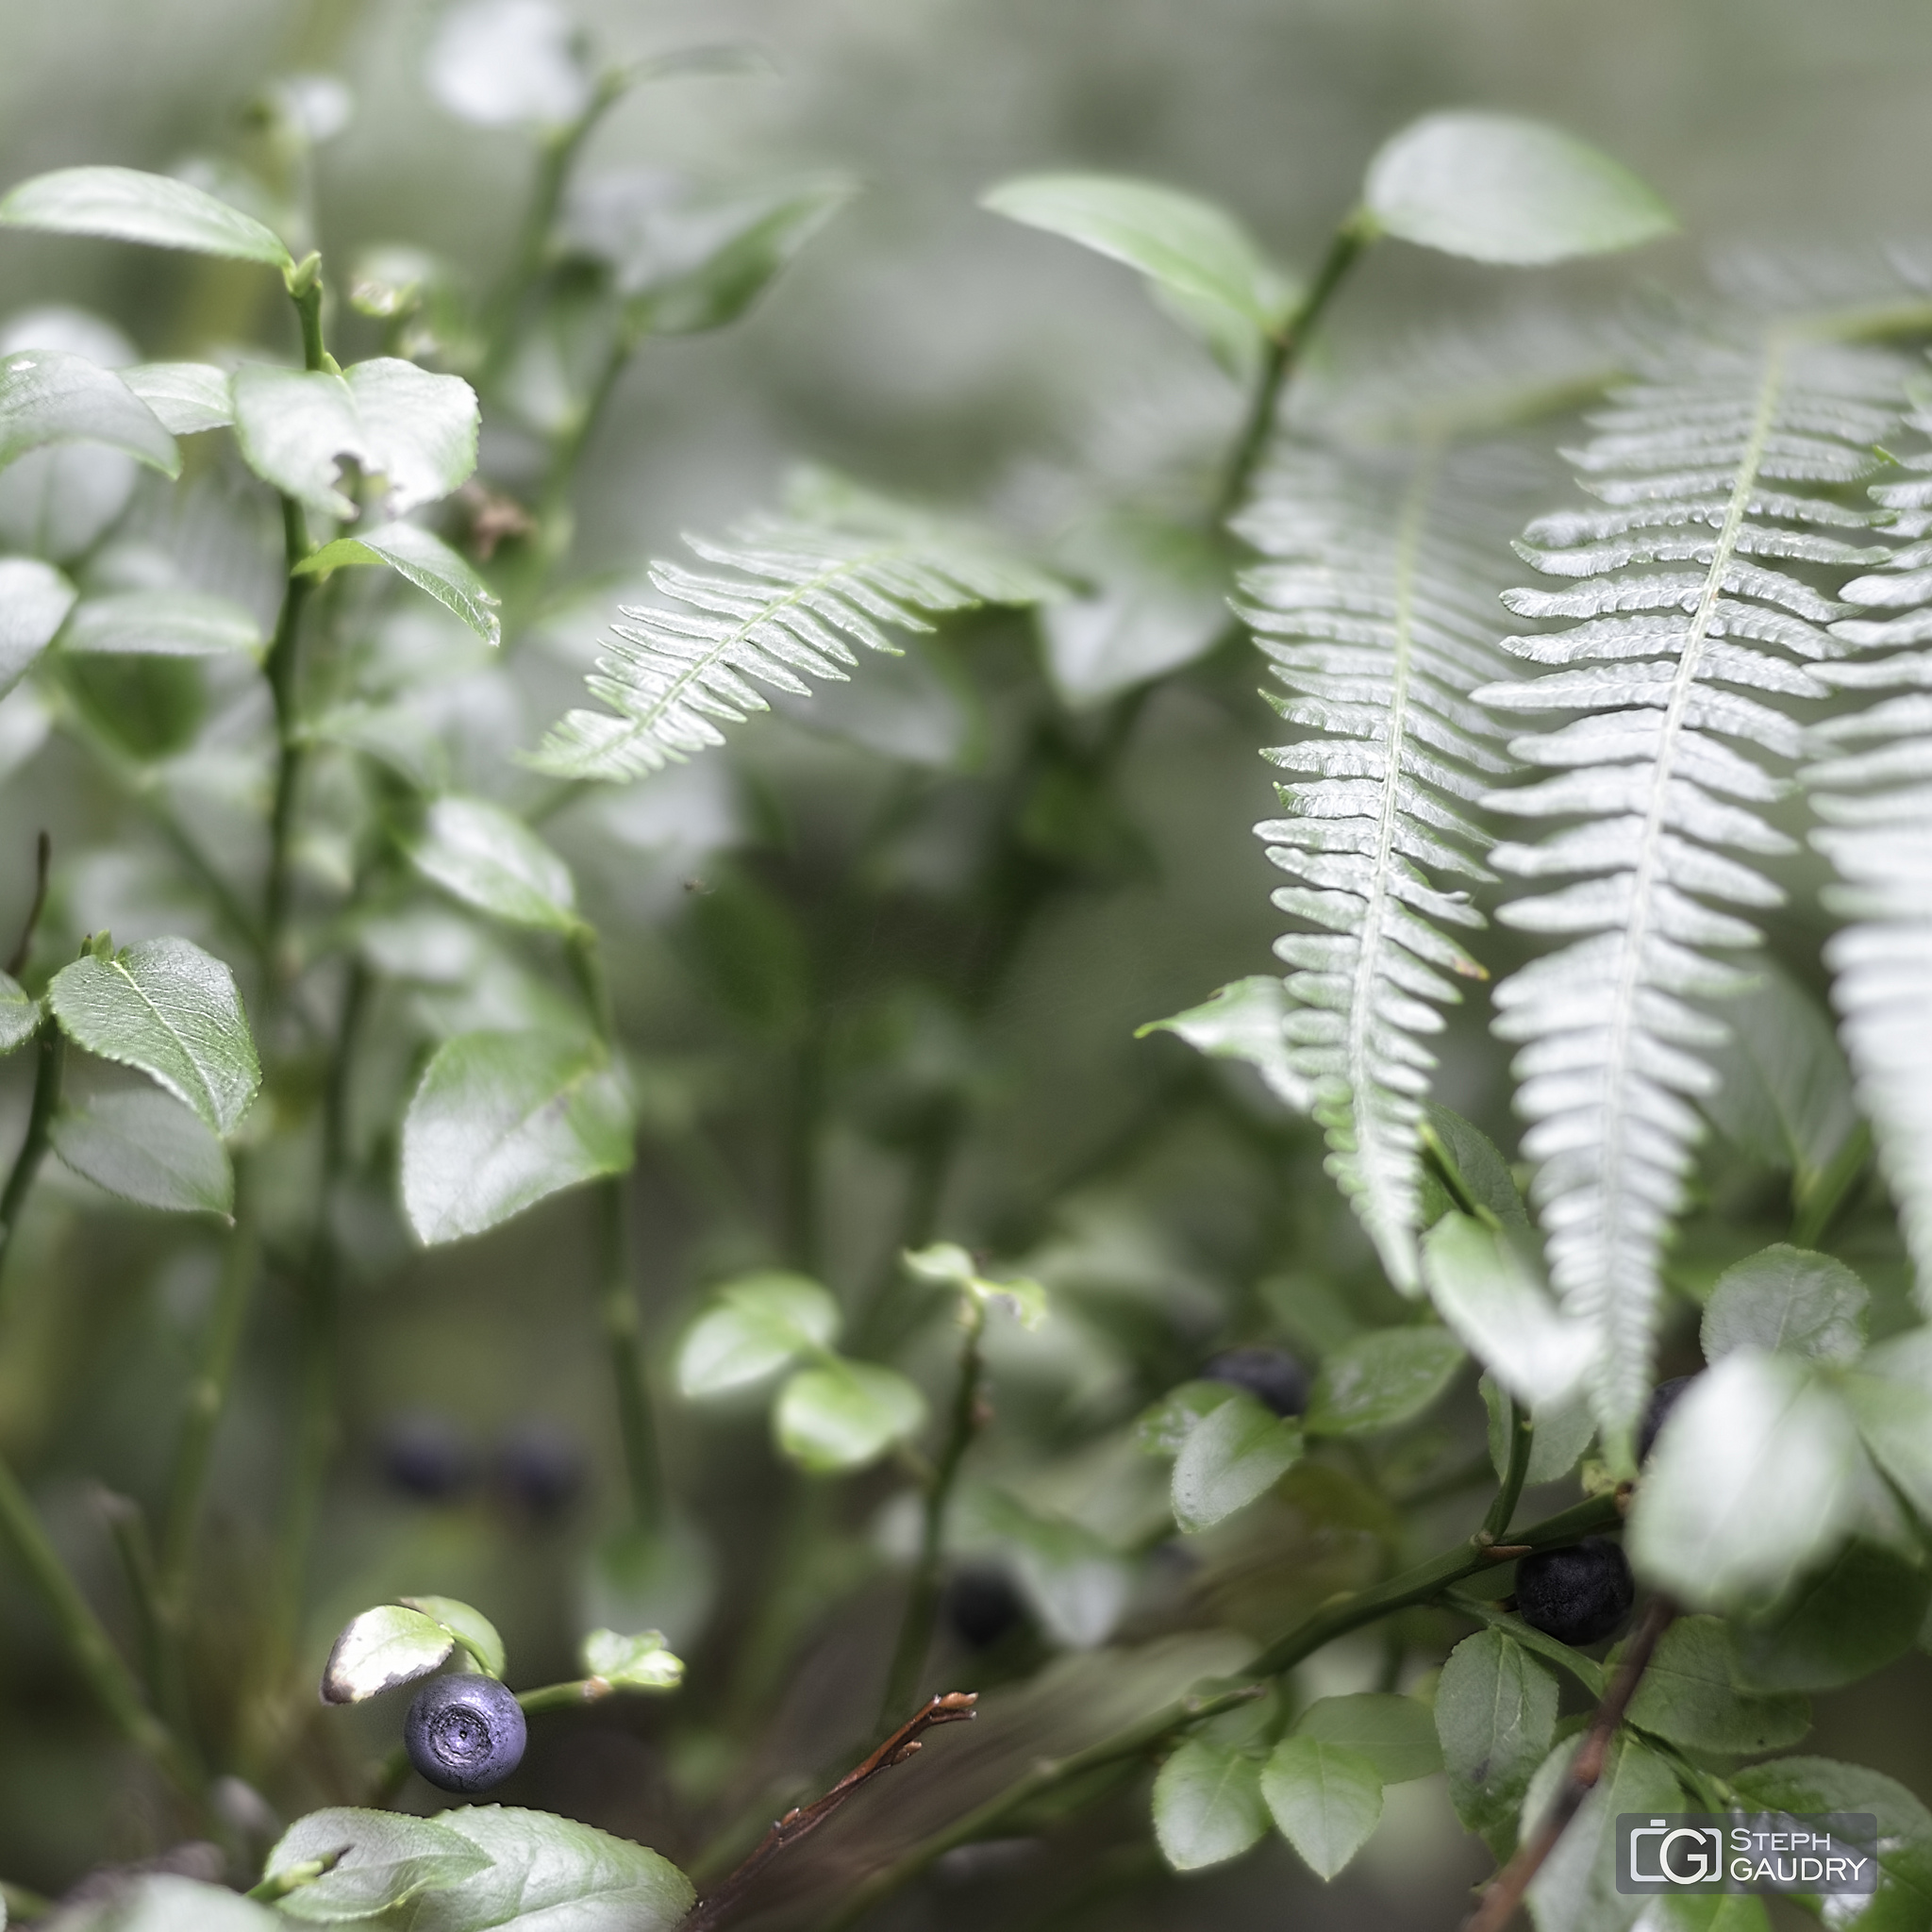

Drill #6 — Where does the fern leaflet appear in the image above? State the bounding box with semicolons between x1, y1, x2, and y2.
530;473;1056;781
1474;333;1906;1450
1233;445;1532;1290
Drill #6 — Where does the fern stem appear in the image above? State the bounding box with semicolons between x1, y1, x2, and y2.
1214;214;1370;522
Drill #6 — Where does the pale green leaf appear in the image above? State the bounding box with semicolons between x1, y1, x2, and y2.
1170;1389;1302;1531
1305;1326;1465;1436
0;556;74;697
1361;111;1675;265
1622;1615;1809;1754
120;361;235;435
1842;1329;1932;1521
264;1808;491;1923
1294;1692;1441;1784
0;970;36;1054
675;1274;841;1396
774;1359;926;1473
62;588;265;658
1420;1102;1529;1229
426;0;596;129
379;1805;692;1932
0;347;177;476
1524;1732;1685;1932
1732;1541;1931;1693
1436;1628;1558;1857
1138;976;1313;1112
86;1875;282;1931
295;521;501;646
902;1242;1047;1327
1701;1244;1868;1366
1483;1375;1596;1487
232;358;478;520
320;1604;454;1704
400;1029;634;1245
0;165;293;267
1627;1351;1863;1607
1260;1734;1383;1879
1135;1379;1237;1457
48;1086;232;1217
580;1628;685;1690
399;1596;507;1678
981;173;1294;335
408;795;578;933
1152;1737;1268;1873
1422;1214;1594;1408
47;937;261;1135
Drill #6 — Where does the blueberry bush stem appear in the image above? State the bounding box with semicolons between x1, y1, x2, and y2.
1481;1396;1532;1541
0;1019;60;1295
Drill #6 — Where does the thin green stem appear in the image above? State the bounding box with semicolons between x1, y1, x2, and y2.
1792;1122;1872;1248
0;1023;63;1295
596;1175;662;1529
878;1299;985;1728
98;1491;184;1731
263;495;315;976
1482;1399;1533;1541
0;1450;204;1805
1213;214;1372;522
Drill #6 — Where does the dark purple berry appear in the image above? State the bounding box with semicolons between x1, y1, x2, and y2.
943;1566;1027;1650
1639;1375;1695;1463
1202;1347;1309;1420
1515;1538;1635;1646
491;1422;586;1521
404;1674;526;1792
377;1414;477;1504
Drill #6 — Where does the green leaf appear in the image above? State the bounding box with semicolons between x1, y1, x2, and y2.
1305;1326;1465;1437
1843;1331;1932;1521
0;347;177;478
47;937;261;1135
675;1274;841;1396
1294;1693;1441;1784
401;1029;633;1245
263;1808;491;1923
1421;1215;1594;1409
1525;1732;1685;1932
48;1086;232;1217
568;175;854;337
980;173;1294;338
1436;1628;1558;1857
580;1628;685;1690
1360;111;1675;265
902;1243;1047;1328
1420;1102;1529;1228
1702;962;1862;1198
232;358;479;521
1622;1615;1810;1754
320;1604;455;1704
1135;1379;1238;1457
0;970;36;1055
0;165;293;267
426;0;597;129
1170;1389;1303;1531
1151;1737;1268;1873
774;1359;926;1473
1139;976;1312;1112
379;1805;692;1932
408;796;579;934
1260;1734;1383;1879
120;361;235;436
295;522;501;646
84;1874;282;1930
1733;1541;1932;1693
1627;1351;1863;1607
61;589;266;658
0;557;76;696
1483;1375;1596;1488
398;1596;507;1678
1701;1244;1869;1367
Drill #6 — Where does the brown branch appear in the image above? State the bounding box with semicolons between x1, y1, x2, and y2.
6;831;49;979
1462;1596;1677;1932
682;1692;978;1932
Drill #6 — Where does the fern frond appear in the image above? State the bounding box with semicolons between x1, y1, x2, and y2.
1474;334;1909;1450
529;473;1056;781
1233;444;1537;1290
1806;375;1932;1303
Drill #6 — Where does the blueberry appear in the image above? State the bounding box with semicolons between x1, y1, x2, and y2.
1639;1375;1695;1463
403;1674;526;1792
943;1566;1027;1650
377;1414;477;1504
1514;1538;1635;1646
1202;1346;1309;1419
491;1422;586;1522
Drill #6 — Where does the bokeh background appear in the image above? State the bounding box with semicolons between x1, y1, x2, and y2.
2;1;1931;1925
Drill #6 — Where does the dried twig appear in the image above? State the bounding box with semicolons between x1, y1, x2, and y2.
683;1691;978;1932
1462;1595;1677;1932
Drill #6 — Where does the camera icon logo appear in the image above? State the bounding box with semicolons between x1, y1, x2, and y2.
1628;1818;1724;1886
